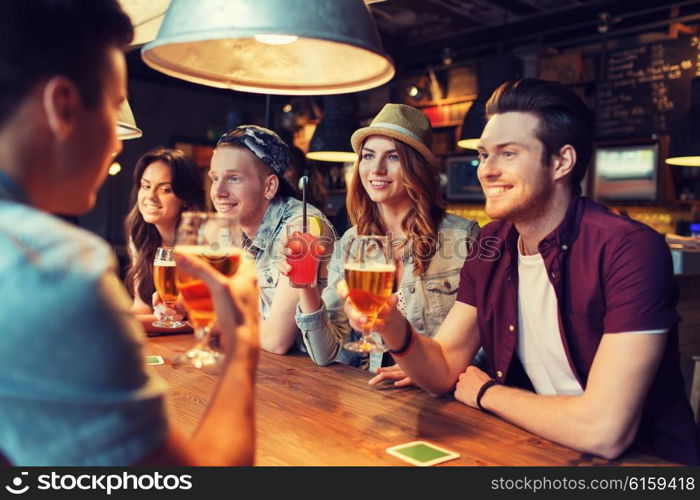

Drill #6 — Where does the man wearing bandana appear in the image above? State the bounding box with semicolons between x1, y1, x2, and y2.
210;126;336;354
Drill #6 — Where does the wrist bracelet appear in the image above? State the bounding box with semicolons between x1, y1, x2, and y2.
388;323;414;356
476;378;499;412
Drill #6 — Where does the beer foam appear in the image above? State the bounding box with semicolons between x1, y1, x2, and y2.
174;245;242;258
153;259;176;267
343;262;396;272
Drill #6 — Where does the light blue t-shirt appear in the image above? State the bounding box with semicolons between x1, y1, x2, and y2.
0;172;167;465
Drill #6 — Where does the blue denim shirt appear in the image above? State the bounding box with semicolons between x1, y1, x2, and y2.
246;196;334;325
295;213;479;367
0;173;167;465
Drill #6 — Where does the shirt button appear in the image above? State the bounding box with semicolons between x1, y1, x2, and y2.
496;370;503;379
508;324;515;332
551;271;557;278
409;285;416;294
561;244;568;251
267;276;273;283
443;279;451;290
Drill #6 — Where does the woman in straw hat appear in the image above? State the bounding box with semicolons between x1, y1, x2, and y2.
284;103;479;373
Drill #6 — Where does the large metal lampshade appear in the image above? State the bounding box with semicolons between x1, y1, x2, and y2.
141;0;395;95
119;0;172;46
116;100;143;140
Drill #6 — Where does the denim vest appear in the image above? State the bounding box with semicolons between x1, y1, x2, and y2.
296;213;479;367
245;196;333;322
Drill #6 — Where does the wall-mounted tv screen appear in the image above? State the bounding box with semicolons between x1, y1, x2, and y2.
592;143;658;203
445;155;483;202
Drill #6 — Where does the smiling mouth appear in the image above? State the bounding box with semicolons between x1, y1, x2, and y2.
369;180;391;187
215;202;238;211
484;185;512;196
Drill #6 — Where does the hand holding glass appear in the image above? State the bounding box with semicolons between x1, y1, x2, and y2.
343;235;395;354
285;219;322;288
171;212;243;372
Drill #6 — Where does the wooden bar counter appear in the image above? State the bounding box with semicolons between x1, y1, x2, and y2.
146;334;670;466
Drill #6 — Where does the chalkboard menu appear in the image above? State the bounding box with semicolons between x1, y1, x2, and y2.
597;36;700;138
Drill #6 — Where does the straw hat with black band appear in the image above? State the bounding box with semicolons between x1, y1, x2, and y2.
350;103;440;168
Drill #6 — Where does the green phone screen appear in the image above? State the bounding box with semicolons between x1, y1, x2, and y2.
396;443;449;462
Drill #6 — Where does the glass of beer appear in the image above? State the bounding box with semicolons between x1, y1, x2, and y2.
343;235;395;354
171;212;243;373
152;247;185;329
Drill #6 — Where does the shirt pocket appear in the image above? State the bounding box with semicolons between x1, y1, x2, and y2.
422;272;461;327
259;264;280;288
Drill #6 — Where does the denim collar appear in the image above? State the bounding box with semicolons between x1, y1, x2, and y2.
244;197;290;254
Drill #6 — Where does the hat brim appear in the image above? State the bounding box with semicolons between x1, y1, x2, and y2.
351;126;440;168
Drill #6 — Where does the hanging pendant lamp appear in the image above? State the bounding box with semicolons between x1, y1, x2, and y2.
141;0;395;95
307;96;360;162
457;54;521;150
116;100;143;140
457;99;485;151
667;77;700;167
119;0;172;46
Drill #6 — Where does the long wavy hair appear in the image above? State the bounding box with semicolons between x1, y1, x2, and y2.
346;138;446;276
124;148;205;305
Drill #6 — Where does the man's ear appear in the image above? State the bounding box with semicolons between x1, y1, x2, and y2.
552;144;576;181
42;76;80;141
264;174;279;200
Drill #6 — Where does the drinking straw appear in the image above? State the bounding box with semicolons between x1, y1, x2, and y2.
301;175;309;233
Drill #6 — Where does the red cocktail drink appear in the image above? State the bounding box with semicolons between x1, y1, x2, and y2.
286;222;321;288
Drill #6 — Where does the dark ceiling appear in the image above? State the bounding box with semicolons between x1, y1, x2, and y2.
370;0;700;71
127;0;700;87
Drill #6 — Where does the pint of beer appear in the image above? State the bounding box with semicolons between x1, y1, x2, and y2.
344;262;395;322
152;247;186;329
153;259;178;306
174;245;242;328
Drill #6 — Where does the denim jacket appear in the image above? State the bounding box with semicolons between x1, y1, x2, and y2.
295;213;479;366
245;196;334;323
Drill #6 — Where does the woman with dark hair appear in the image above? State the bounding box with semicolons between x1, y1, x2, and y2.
124;148;205;320
288;104;479;372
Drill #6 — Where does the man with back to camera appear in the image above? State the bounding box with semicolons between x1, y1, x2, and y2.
344;78;700;464
0;0;260;466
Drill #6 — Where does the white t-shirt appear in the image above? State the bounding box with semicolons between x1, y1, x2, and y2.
517;239;583;396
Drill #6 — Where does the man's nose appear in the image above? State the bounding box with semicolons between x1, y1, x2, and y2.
477;156;499;181
214;181;229;197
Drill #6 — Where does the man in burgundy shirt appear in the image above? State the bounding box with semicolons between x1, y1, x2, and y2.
343;78;700;464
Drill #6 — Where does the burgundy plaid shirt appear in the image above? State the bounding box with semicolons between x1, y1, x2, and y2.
457;195;699;465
